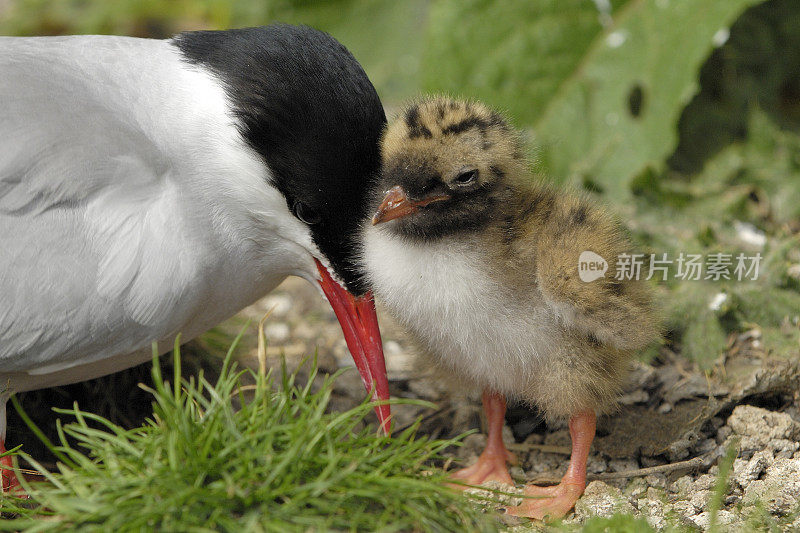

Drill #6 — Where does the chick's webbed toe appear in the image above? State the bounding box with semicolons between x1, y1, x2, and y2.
450;391;516;487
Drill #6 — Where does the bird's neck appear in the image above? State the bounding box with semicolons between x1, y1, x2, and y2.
152;40;322;288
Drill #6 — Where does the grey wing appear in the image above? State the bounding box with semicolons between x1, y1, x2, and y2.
0;37;201;373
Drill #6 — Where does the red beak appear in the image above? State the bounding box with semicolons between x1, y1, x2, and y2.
315;258;391;434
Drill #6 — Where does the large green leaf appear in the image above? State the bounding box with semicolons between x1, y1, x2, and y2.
422;0;629;125
423;0;762;198
535;0;763;197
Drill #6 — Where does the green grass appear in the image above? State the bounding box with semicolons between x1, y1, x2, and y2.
0;333;496;532
708;441;738;533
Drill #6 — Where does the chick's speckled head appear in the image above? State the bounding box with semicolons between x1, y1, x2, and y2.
373;97;527;239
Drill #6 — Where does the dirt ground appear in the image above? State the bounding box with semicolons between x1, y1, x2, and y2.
9;276;800;529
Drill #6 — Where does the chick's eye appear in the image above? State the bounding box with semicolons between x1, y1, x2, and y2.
454;169;478;186
293;201;321;225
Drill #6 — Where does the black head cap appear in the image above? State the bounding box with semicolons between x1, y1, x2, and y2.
174;24;386;294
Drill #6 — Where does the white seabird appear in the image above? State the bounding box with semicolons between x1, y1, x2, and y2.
0;24;391;490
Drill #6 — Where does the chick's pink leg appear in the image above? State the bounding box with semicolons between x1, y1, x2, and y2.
450;390;516;486
506;410;595;520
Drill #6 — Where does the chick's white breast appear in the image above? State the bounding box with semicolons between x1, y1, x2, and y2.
361;226;563;397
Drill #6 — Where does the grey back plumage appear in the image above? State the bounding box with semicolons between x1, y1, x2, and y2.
0;36;311;379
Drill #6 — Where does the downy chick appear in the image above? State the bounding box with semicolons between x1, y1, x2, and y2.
361;97;658;519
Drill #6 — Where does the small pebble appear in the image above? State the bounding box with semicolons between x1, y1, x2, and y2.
670;475;693;495
645;486;663;501
264;322;290;343
692;474;716;491
689;489;711;510
690;510;736;529
644;473;667;489
262;294;294;316
624;478;647;498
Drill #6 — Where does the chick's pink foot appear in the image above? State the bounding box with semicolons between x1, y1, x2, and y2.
449;443;516;486
506;481;584;520
450;390;516;487
506;410;596;520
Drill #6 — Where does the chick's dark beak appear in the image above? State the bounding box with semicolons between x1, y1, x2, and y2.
315;259;391;434
371;185;450;225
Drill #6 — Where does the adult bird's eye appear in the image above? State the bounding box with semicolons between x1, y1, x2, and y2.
293;201;321;225
454;169;478;186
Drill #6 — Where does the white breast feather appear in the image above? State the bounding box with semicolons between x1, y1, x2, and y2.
361;226;564;397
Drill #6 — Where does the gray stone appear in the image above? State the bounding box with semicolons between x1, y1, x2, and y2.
742;458;800;516
671;498;698;517
688;510;737;529
666;432;701;461
624;477;648;499
732;450;772;489
262;294;294;317
645;487;664;501
524;450;565;475
643;473;667;489
696;437;719;455
670;475;694;495
693;474;717;491
727;405;800;451
502;426;515;446
264;322;290;343
636;498;667;530
786;516;800;532
508;466;526;480
574;481;634;520
388;403;427;431
384;340;403;355
716;425;733;444
290;321;315;340
772;439;800;458
724;492;741;506
689;489;712;512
